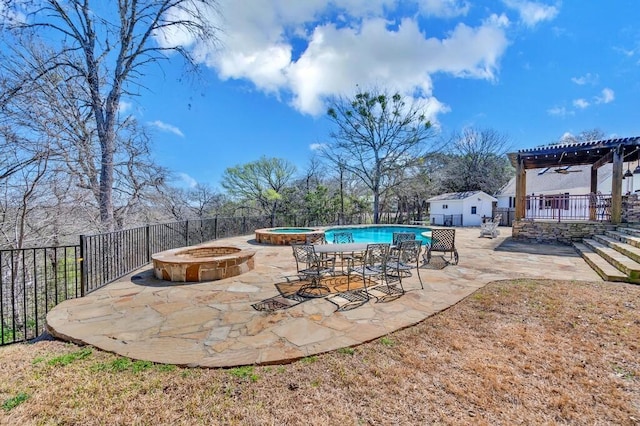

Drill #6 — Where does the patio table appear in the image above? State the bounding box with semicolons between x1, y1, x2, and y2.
313;243;369;255
305;243;371;290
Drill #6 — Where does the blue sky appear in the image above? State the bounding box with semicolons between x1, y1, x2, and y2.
127;0;640;189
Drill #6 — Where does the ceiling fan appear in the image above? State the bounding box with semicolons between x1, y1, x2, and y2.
553;152;582;174
553;166;582;174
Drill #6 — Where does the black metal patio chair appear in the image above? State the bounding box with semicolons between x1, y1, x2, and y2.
332;231;356;272
386;239;423;290
390;231;416;257
424;228;458;265
291;243;335;298
347;243;390;300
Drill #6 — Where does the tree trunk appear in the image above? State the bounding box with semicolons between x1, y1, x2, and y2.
373;191;380;224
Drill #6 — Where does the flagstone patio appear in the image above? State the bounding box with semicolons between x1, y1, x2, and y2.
46;227;601;368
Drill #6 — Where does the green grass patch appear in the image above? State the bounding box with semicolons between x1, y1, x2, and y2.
156;364;177;372
47;348;92;366
32;356;46;365
300;355;318;364
380;337;394;347
337;347;355;355
2;392;29;411
228;366;259;382
1;326;15;345
91;357;158;373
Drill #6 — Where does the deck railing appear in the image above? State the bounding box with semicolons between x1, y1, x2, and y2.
1;246;82;345
521;193;611;222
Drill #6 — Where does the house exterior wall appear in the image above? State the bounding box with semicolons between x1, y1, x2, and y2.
429;192;496;226
462;195;495;226
429;200;463;217
496;195;515;209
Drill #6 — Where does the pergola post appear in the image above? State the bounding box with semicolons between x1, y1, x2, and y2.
589;167;598;220
515;156;526;220
611;146;623;224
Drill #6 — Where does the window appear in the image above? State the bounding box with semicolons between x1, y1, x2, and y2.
442;204;448;209
471;206;477;214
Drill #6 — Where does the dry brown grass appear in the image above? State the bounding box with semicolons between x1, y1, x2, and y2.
1;279;639;425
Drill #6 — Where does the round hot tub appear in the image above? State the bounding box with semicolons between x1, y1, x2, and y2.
152;244;255;282
254;227;323;245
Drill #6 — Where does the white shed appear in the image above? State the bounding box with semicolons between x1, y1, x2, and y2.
427;191;497;227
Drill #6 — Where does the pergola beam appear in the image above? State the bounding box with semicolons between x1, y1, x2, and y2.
592;150;613;170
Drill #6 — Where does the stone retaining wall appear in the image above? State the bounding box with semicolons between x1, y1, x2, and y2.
512;221;616;245
623;194;640;223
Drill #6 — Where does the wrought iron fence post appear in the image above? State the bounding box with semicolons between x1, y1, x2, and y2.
79;235;87;297
214;216;218;240
185;220;189;247
145;225;150;263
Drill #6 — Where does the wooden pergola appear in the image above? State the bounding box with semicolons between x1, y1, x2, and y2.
507;136;640;224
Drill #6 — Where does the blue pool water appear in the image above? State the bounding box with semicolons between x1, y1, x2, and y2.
265;227;316;233
324;225;431;244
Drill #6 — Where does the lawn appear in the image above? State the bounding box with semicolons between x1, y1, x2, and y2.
1;279;638;425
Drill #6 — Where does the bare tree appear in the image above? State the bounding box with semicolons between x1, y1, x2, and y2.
186;183;225;218
323;87;436;223
1;0;220;231
558;128;606;144
1;42;171;234
437;127;513;195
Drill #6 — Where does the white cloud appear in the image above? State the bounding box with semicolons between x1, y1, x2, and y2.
571;73;598;85
157;0;511;120
573;98;589;109
309;143;326;151
560;132;574;141
613;46;636;58
502;0;559;27
547;106;573;117
148;120;185;137
177;173;198;188
118;100;133;114
419;0;470;18
595;88;615;104
486;13;511;28
286;17;507;115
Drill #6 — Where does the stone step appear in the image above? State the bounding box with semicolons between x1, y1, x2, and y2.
592;234;640;263
582;238;640;282
616;226;640;238
573;242;629;282
604;230;640;249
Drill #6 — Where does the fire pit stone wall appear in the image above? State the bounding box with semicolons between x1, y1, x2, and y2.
152;244;255;282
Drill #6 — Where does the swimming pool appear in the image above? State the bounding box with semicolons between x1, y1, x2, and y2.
324;225;431;244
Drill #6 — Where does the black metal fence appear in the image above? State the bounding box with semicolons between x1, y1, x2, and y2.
1;246;81;345
2;215;278;346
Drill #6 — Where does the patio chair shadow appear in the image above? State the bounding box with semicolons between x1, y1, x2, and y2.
494;237;582;257
252;275;372;312
420;255;450;270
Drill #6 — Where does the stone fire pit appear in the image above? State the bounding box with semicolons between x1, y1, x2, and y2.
152;244;255;282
